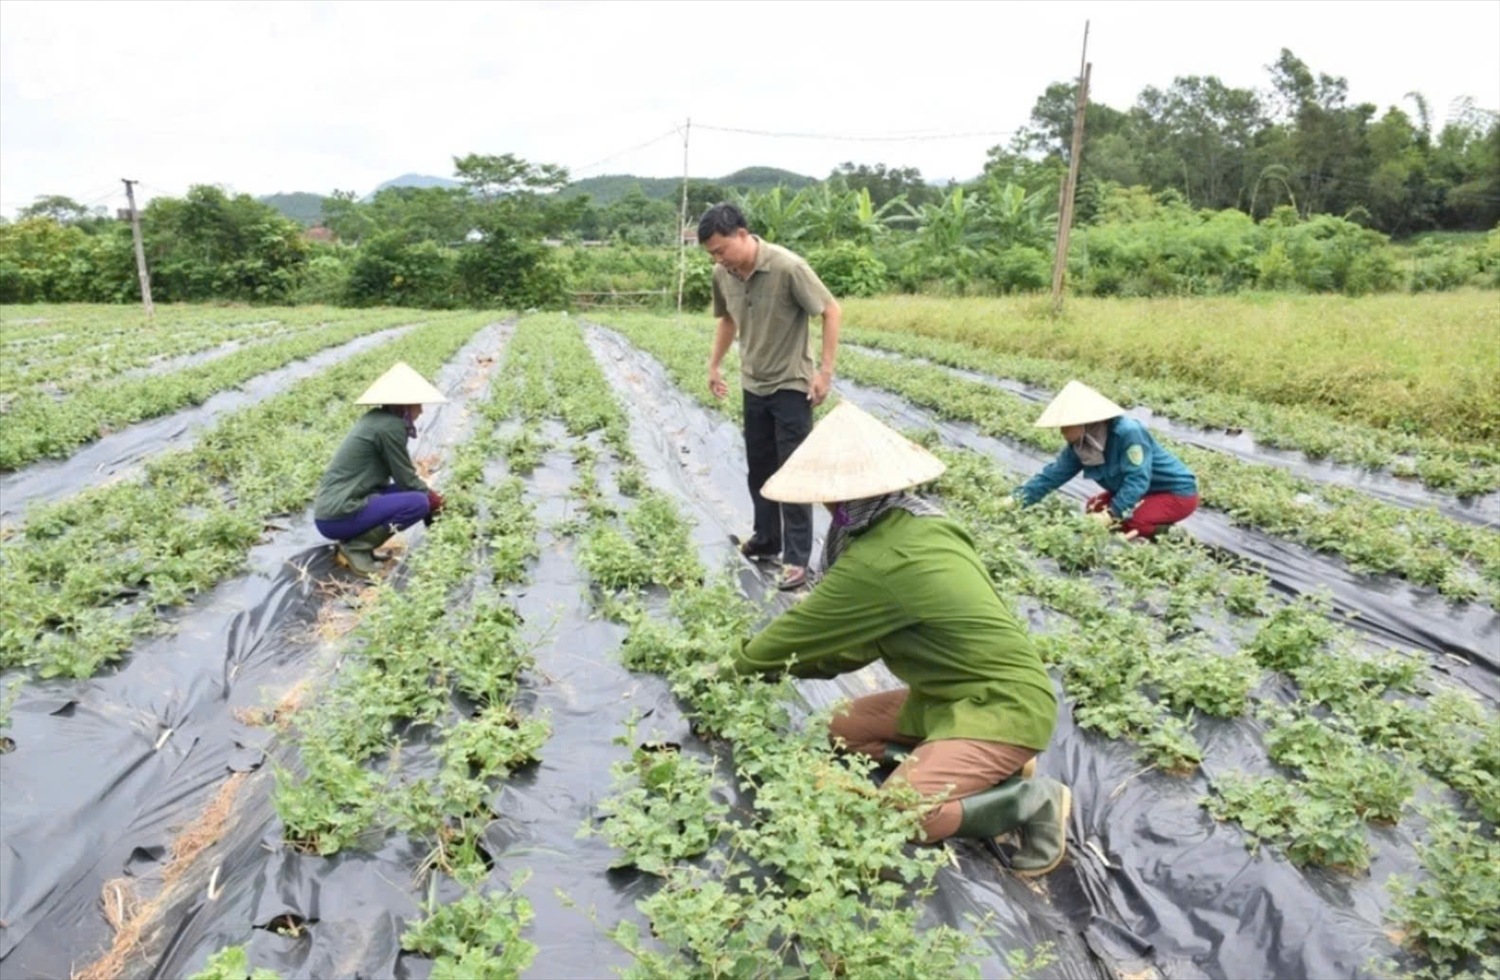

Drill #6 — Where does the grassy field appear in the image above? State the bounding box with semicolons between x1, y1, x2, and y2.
839;292;1500;442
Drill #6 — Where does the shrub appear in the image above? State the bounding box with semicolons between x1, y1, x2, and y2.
345;232;458;308
982;245;1050;293
806;242;888;297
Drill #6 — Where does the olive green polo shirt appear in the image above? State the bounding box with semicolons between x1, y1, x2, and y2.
733;509;1058;750
712;237;835;396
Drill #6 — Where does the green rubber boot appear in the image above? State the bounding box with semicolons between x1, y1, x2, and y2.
953;776;1071;877
881;743;1037;780
881;742;914;768
336;525;394;577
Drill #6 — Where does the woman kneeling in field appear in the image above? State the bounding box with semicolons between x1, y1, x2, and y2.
313;362;447;575
1012;380;1199;539
730;402;1070;876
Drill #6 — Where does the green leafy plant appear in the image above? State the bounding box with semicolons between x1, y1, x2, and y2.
1386;807;1500;974
187;945;283;980
401;873;538;980
583;718;728;875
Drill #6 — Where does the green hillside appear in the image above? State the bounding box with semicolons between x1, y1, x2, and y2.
257;192;326;226
559;166;817;205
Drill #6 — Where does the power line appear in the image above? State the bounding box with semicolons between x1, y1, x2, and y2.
694;123;1016;143
571;126;684;177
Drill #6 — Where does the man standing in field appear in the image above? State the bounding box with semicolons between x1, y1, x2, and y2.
700;202;842;591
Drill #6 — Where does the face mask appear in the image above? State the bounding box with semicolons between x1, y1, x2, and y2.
1071;421;1110;467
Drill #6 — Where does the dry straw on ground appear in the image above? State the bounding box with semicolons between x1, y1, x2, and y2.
74;772;247;980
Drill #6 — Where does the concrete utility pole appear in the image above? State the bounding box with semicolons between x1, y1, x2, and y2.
1050;23;1091;314
121;179;154;318
676;118;691;313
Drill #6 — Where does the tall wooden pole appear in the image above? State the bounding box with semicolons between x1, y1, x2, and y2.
676;118;691;313
122;179;155;318
1049;23;1091;314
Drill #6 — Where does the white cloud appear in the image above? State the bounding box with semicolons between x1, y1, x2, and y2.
2;0;1496;215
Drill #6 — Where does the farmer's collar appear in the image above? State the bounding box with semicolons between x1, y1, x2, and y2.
734;235;769;280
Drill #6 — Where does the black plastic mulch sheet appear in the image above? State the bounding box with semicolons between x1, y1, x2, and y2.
1;319;1486;980
827;374;1500;684
844;344;1500;528
586;324;1495;980
0;326;413;525
0;322;508;980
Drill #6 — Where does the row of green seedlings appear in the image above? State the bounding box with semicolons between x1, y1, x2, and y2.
930;446;1499;978
577;496;1054;978
600;311;1499;819
532;320;1051;977
829;342;1499;606
0;312;496;680
836;320;1500;498
590;313;1497;976
0;308;427;470
587;312;1495;788
938;445;1497;810
387;311;659;979
364;312;651;978
0;305;332;379
0;307;343;398
271;330;546;978
600;311;1499;606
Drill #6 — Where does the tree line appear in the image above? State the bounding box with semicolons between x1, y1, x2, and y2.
2;48;1496;307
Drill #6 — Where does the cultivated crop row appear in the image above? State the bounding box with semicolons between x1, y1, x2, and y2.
836;322;1500;498
825;344;1500;605
599;313;1499;606
0;312;495;680
0;306;347;398
518;311;1035;978
0;308;430;470
592;313;1499;977
0;303;308;357
269;323;548;976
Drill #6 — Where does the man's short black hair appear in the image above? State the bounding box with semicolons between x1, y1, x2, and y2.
697;202;748;244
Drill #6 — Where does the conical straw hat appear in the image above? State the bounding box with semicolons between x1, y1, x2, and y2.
355;362;448;405
761;400;946;504
1032;380;1124;427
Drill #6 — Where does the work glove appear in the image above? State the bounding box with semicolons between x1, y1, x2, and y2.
1085;491;1113;513
423;490;445;527
1087;509;1115;528
998;494;1021;511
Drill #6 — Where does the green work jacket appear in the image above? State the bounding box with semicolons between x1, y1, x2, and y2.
733;510;1058;750
313;408;429;520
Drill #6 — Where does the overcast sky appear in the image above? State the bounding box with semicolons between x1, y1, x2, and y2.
2;0;1497;217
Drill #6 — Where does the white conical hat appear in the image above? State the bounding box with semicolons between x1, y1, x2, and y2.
761;400;946;504
1032;380;1124;427
355;362;447;405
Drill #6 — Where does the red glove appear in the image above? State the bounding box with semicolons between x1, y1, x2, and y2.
427;490;445;513
1086;491;1113;514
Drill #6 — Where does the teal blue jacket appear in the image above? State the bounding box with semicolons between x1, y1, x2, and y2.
1017;416;1197;519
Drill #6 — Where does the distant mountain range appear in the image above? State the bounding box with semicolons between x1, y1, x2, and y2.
555;166;819;205
256;192;327;226
257;166;819;225
362;173;464;200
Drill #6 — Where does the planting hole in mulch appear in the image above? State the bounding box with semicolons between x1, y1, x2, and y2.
257;912;315;938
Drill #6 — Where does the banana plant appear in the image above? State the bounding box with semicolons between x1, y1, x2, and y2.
984;179;1057;250
729;187;805;245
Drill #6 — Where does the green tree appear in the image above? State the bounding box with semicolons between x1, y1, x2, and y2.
452;153;570;200
141;185;309;302
829;163;932;209
322;190;375;244
455;220;568;308
344;231;457;308
18;194;104;226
